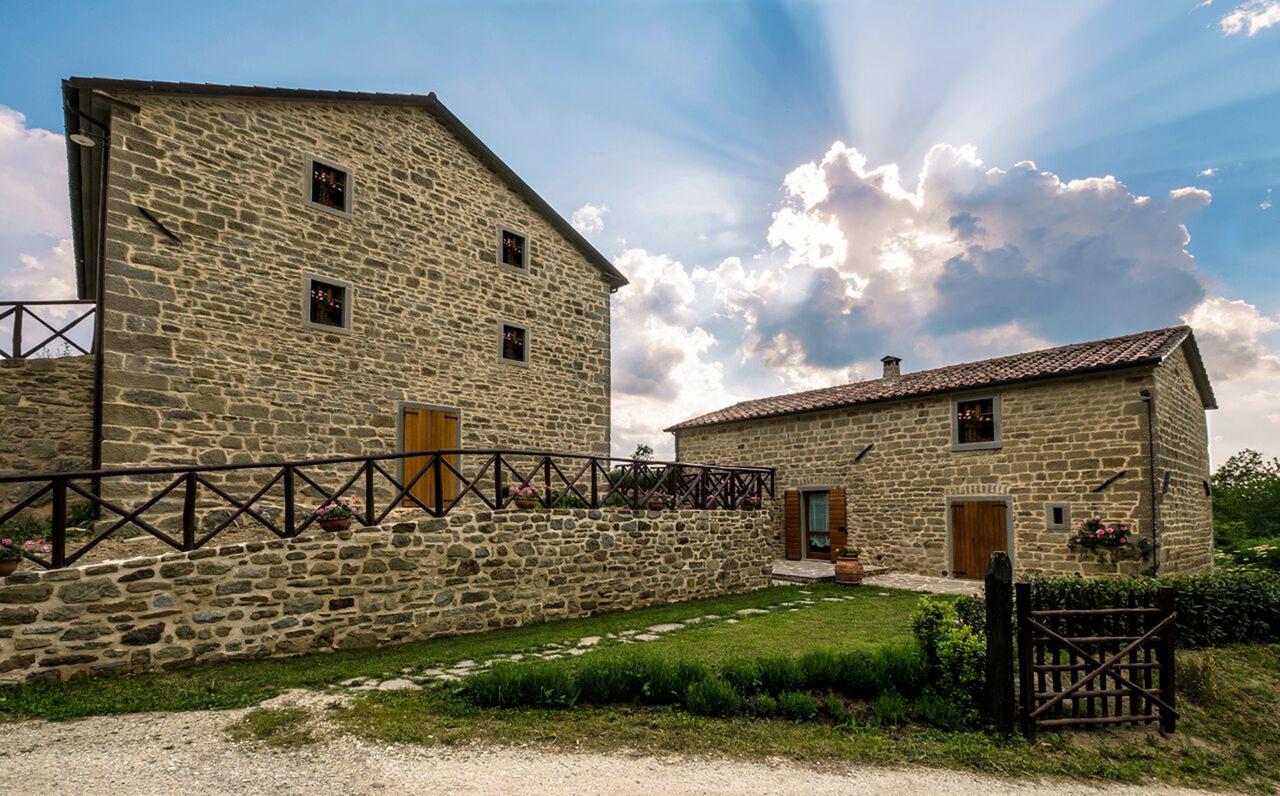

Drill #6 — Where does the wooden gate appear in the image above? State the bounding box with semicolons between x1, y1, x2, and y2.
1015;583;1178;739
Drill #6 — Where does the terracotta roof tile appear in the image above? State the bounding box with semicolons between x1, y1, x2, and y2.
666;326;1200;432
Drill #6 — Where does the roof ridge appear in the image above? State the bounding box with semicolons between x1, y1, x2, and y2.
665;325;1200;432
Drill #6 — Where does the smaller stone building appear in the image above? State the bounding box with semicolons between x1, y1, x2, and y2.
668;327;1216;579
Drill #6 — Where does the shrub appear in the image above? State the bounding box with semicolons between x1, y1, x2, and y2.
915;693;966;730
719;657;762;696
879;644;928;698
911;597;985;723
837;647;887;698
953;594;985;633
1026;570;1280;647
463;662;578;708
819;692;853;725
1179;651;1219;705
575;657;638;704
683;677;739;717
743;693;778;717
799;648;843;691
757;655;805;695
636;658;711;704
872;692;908;727
777;691;818;721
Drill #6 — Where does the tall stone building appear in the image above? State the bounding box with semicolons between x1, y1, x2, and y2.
1;78;627;502
668;327;1216;579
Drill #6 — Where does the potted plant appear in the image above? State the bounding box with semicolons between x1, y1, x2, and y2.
742;494;762;510
0;538;22;577
513;486;540;509
313;500;355;532
834;546;865;586
647;495;667;510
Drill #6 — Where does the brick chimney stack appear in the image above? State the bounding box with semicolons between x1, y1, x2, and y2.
881;355;902;381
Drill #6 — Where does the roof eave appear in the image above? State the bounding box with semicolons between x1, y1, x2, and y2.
665;358;1167;433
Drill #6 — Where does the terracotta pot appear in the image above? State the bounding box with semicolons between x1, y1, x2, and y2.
319;517;352;532
834;553;864;586
647;499;666;511
0;558;18;578
514;498;539;509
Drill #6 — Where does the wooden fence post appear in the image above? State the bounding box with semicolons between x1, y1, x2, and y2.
1015;581;1035;740
182;471;197;550
984;551;1016;735
1158;586;1177;734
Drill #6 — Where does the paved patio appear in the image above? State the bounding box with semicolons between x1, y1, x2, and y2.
771;559;982;595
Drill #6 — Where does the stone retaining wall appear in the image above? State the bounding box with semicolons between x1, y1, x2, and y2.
0;508;770;683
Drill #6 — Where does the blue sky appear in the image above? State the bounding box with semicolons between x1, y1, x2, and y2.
1;0;1278;463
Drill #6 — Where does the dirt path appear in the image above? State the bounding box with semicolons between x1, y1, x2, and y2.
0;702;1214;796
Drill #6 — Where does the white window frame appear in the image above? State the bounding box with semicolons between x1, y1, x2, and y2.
951;393;1002;451
498;320;530;367
303;154;354;219
497;225;530;273
300;273;354;334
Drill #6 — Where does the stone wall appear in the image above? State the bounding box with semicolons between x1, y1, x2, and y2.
0;508;770;684
1153;346;1215;572
675;357;1212;579
0;355;95;507
94;92;613;485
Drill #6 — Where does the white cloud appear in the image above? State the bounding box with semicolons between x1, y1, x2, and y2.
0;105;76;305
571;203;608;235
1219;0;1280;35
611;141;1278;464
1261;188;1274;210
1199;167;1218;177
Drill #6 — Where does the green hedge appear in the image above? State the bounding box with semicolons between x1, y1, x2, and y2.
1025;570;1280;648
461;646;925;713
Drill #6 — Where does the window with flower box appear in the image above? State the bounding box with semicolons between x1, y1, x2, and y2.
305;156;352;217
498;226;529;272
499;321;529;366
301;274;352;333
951;395;1001;450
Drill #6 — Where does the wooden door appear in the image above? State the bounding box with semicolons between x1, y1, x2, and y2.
401;407;459;509
950;500;1008;579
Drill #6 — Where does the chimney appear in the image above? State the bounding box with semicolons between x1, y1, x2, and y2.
881;355;902;381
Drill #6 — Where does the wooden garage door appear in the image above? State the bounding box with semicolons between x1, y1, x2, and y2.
401;406;459;509
950;500;1008;580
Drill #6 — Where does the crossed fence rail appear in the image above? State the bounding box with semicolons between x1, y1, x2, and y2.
0;300;97;359
0;450;775;570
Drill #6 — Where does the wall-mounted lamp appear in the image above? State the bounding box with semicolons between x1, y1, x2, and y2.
69;130;97;148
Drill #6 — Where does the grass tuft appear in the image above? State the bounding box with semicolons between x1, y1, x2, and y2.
226;706;316;748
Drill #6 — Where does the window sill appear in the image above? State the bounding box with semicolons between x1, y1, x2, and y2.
951;441;1002;452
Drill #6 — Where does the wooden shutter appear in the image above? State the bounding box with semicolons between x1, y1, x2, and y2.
950;500;1008;579
828;487;847;562
783;489;802;560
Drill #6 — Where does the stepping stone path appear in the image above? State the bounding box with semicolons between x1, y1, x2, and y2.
338;586;881;692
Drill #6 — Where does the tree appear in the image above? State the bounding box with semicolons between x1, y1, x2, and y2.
631;444;654;461
1211;449;1280;548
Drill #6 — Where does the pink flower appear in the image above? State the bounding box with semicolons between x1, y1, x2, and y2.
0;538;10;546
1095;529;1104;537
1119;537;1127;544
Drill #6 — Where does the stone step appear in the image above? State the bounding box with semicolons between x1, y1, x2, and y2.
770;559;890;583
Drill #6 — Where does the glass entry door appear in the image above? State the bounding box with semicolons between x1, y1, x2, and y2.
804;490;831;559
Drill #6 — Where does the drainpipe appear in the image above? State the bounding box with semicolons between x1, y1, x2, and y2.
1139;388;1159;574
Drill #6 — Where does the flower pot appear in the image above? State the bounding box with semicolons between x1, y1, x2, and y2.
834;553;864;586
319;517;352;532
647;499;666;511
514;498;539;509
0;558;18;577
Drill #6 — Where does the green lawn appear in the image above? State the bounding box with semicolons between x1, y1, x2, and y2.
0;582;914;721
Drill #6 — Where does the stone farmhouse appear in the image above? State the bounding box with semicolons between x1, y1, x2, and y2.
1;78;628;509
668;327;1217;579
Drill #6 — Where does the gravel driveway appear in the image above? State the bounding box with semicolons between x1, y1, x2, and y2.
0;703;1214;796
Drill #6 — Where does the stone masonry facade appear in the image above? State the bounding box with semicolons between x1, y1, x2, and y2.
0;508;770;684
0;356;95;507
674;356;1213;578
94;91;613;479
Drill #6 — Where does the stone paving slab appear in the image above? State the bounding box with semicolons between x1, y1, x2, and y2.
862;573;983;596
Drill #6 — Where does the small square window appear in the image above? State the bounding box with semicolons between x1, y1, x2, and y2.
499;227;529;271
952;395;1001;450
301;275;352;333
500;322;528;366
1046;503;1070;529
305;156;352;217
